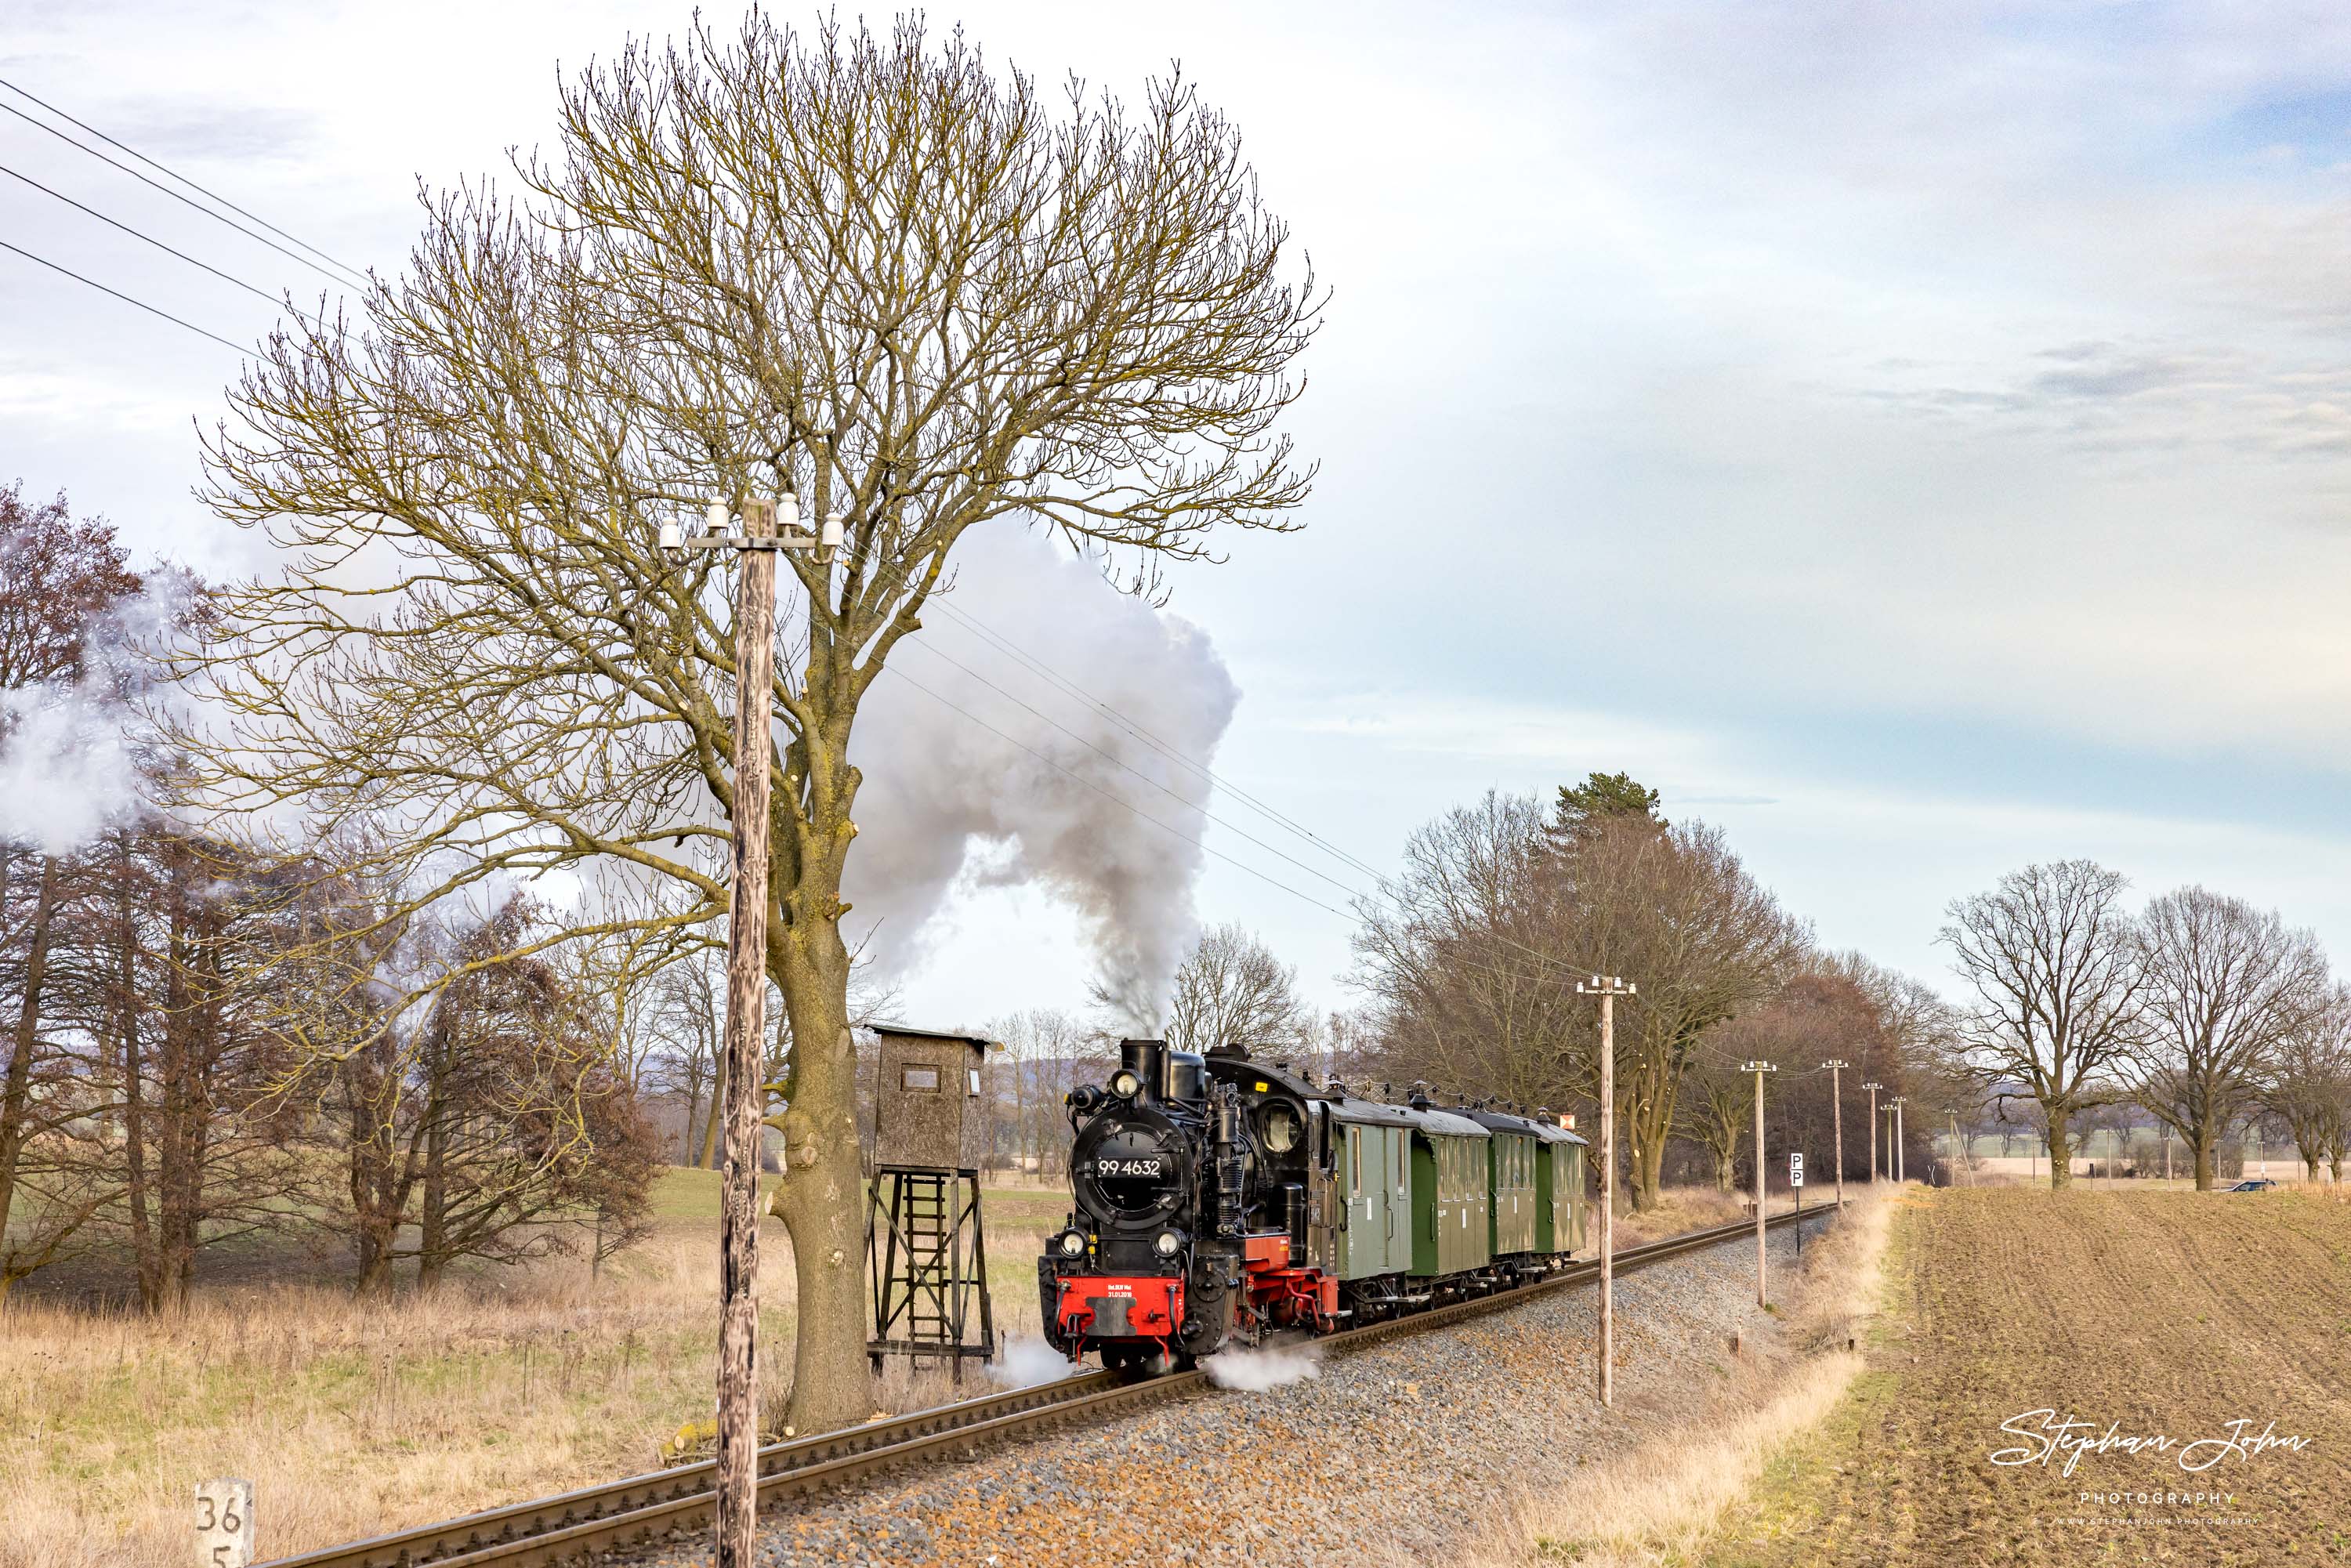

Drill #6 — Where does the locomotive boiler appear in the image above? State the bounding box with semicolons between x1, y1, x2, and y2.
1038;1038;1588;1369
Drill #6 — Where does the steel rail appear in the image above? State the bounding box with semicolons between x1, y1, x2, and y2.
259;1202;1833;1568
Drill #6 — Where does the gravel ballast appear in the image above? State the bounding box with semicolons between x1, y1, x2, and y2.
627;1223;1811;1568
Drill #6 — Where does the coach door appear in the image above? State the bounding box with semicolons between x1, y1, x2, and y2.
1350;1124;1399;1273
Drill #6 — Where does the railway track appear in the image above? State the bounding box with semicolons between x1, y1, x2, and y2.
260;1202;1835;1568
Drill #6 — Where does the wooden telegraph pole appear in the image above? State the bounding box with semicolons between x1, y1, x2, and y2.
660;491;839;1568
1889;1097;1907;1184
1577;975;1635;1407
1743;1060;1777;1306
1862;1081;1882;1181
1823;1060;1849;1210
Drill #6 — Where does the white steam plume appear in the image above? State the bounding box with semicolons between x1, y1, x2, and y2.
0;574;188;856
843;528;1239;1028
1201;1341;1323;1391
985;1334;1084;1388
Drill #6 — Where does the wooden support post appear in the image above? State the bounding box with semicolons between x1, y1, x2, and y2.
1744;1060;1777;1306
1824;1061;1849;1211
1578;975;1635;1408
715;495;777;1568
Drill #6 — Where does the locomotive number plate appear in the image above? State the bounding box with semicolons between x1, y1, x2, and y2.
1096;1157;1165;1177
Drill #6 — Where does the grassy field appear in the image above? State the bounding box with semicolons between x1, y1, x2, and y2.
0;1168;1069;1568
1701;1186;2351;1566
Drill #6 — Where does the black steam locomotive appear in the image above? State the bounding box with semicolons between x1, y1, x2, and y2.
1038;1038;1588;1369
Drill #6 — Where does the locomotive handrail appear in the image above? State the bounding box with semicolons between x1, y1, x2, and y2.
256;1202;1835;1568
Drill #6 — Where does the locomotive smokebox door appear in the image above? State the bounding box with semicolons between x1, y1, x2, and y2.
873;1025;994;1170
866;1024;1001;1382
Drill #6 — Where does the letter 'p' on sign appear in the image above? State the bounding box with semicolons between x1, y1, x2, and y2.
1789;1152;1803;1188
195;1479;253;1567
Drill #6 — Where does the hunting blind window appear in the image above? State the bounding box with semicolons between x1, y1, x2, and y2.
900;1066;940;1093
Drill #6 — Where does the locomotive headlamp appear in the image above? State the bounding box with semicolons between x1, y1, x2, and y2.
1110;1069;1142;1099
1154;1230;1183;1258
1057;1230;1085;1257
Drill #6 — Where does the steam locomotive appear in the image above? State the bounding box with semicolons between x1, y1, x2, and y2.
1038;1037;1588;1369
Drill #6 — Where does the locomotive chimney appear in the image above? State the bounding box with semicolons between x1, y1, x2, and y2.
1120;1037;1168;1101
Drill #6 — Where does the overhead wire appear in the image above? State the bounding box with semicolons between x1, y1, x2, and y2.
920;593;1392;885
0;160;314;321
0;77;367;284
0;89;1627;990
807;551;1614;980
900;634;1376;903
0;99;365;293
0;237;245;353
879;663;1357;922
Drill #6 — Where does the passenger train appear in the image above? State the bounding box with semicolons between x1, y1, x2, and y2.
1038;1037;1588;1367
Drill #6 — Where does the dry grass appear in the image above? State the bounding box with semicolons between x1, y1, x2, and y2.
0;1171;1059;1568
1462;1184;1900;1568
1611;1185;1805;1250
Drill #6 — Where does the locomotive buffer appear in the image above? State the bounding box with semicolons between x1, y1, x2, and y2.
865;1025;1001;1381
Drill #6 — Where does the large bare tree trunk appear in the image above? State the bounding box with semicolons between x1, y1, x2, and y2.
2047;1110;2074;1190
766;707;872;1442
2193;1129;2216;1192
0;856;59;1251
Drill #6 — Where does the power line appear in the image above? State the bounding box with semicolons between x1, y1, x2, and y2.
878;663;1358;923
901;635;1377;904
0;100;364;293
0;77;365;284
0;238;245;353
922;594;1392;885
844;560;1618;984
0;120;1607;982
0;161;310;319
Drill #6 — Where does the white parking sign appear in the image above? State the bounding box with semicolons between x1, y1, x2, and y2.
1789;1152;1803;1187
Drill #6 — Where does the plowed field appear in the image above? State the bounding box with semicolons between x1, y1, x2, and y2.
1709;1186;2351;1566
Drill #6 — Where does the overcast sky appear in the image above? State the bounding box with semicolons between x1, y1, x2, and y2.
9;2;2351;1030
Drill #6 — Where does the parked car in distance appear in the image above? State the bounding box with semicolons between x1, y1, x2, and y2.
2228;1179;2279;1192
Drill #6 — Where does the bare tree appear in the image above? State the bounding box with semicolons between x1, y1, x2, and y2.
1349;791;1579;1107
0;485;144;1296
1679;1059;1752;1192
1159;922;1306;1056
1353;791;1802;1208
648;947;726;1166
2126;885;2327;1190
2267;987;2351;1184
1942;860;2143;1190
1571;817;1807;1209
187;13;1318;1434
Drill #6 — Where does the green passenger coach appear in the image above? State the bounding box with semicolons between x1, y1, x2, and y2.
1532;1117;1587;1255
1328;1096;1417;1281
1405;1101;1491;1279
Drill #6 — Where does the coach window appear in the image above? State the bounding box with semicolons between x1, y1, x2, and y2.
1348;1127;1360;1197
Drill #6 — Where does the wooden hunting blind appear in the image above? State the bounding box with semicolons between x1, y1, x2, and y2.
865;1024;999;1378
